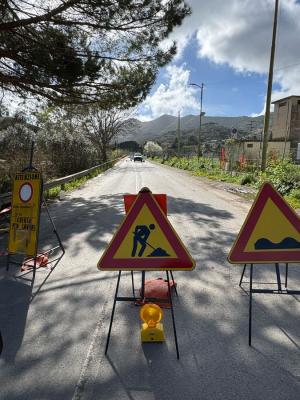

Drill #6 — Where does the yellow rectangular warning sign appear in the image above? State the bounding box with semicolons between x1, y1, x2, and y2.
8;171;43;256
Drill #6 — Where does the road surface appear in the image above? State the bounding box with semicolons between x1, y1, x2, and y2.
1;158;300;400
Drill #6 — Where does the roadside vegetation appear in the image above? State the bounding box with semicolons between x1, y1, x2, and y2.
0;109;127;196
153;156;300;209
43;160;121;201
0;1;190;197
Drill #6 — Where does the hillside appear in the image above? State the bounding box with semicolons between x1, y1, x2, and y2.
121;114;266;144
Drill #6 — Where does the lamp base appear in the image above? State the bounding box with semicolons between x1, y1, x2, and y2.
141;323;165;342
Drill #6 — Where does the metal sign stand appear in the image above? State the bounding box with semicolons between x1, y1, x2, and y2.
6;142;65;297
100;187;195;360
239;262;300;345
105;270;180;359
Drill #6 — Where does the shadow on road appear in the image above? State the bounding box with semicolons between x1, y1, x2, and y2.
1;186;300;399
0;278;31;364
84;266;300;400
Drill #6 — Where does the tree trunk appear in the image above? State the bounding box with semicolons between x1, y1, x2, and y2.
100;146;107;163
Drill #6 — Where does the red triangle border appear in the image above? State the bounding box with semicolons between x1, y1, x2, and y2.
228;182;300;263
98;191;195;270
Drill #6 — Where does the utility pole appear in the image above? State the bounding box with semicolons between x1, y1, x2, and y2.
199;83;204;159
261;0;279;172
248;120;256;135
176;110;181;155
189;82;205;158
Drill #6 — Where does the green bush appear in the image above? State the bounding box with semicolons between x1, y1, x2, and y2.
44;187;61;199
256;159;300;195
240;173;256;186
289;188;300;200
154;155;300;209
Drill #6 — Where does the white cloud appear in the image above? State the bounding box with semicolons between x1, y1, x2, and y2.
136;114;153;122
155;0;300;115
171;0;300;74
138;64;200;119
251;111;264;117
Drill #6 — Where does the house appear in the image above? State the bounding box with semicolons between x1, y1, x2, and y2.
222;96;300;168
224;137;290;169
241;139;290;163
272;95;300;158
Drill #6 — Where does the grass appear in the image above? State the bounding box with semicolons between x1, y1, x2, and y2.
44;186;61;199
153;156;300;209
44;163;115;200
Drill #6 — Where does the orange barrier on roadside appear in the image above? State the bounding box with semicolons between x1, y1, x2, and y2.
123;194;167;215
135;278;176;308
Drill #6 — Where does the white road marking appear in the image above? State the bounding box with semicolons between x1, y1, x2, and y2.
135;162;139;192
71;286;111;400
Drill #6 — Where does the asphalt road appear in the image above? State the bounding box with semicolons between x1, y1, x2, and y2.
1;158;300;400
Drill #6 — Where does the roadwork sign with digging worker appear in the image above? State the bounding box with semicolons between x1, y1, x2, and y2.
97;188;195;271
131;223;170;257
97;187;195;360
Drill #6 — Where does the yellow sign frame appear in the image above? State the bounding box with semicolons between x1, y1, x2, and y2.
8;171;43;257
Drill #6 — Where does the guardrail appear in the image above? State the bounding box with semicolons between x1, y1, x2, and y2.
0;156;125;207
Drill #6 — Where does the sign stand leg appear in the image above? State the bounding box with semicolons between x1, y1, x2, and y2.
249;263;253;347
141;271;145;300
285;263;289;288
31;256;37;287
275;263;282;291
105;270;122;355
6;252;10;271
131;271;135;297
0;331;3;355
170;271;178;296
239;264;247;287
166;270;179;359
42;198;65;255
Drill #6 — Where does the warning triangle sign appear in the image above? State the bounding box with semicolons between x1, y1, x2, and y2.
98;189;195;271
228;182;300;264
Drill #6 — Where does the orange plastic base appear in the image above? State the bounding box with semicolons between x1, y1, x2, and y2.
135;278;176;308
21;254;49;272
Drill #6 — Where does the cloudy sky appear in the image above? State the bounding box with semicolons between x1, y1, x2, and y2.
137;0;300;120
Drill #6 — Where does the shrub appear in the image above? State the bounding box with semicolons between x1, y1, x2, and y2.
155;156;300;202
256;159;300;195
240;173;256;186
289;188;300;200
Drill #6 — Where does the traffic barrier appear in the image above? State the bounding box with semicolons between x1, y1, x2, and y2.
0;156;125;208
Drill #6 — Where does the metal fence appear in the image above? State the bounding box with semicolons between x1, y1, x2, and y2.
0;156;125;207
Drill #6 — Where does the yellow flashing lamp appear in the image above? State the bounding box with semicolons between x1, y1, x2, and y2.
140;303;165;342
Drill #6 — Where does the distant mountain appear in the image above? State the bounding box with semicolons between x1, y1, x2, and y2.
120;114;266;144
